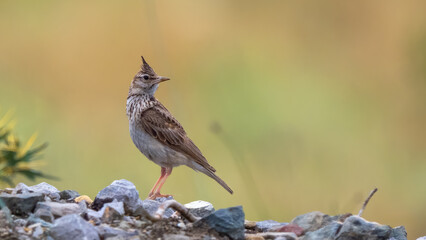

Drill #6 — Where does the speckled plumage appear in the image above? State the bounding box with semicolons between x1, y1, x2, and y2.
126;57;233;198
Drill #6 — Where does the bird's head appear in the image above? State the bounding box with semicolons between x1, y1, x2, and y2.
130;56;170;96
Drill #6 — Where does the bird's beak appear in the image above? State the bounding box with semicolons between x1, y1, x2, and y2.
155;76;170;84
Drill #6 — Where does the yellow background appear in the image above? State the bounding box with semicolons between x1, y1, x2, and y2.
1;1;425;238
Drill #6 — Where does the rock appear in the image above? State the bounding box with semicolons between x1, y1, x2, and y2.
35;202;83;218
244;220;257;229
12;183;30;194
59;190;80;200
49;214;100;240
245;232;298;240
0;193;44;216
177;221;187;230
101;201;125;223
87;201;125;224
335;215;392;240
14;218;27;227
141;199;174;218
34;207;54;223
162;234;191;240
153;195;174;203
96;224;138;239
389;226;407;240
245;234;265;240
32;225;44;239
291;211;325;232
75;195;93;205
256;220;288;232
28;182;60;201
27;214;53;228
416;237;426;240
184;200;215;218
92;179;140;214
195;206;245;240
277;224;304;236
87;209;103;224
302;221;342;240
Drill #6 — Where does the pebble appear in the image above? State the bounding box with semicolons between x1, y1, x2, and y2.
276;224;304;236
290;211;325;232
195;206;245;240
335;215;392;239
0;192;44;216
35;202;83;218
34;207;54;223
256;220;288;232
75;195;93;205
244;220;257;229
101;201;125;223
245;232;298;240
184;200;215;218
49;214;100;240
59;190;80;200
303;221;342;240
389;226;407;240
92;179;140;215
28;182;60;201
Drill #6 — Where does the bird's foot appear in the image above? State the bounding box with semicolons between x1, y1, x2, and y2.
148;192;172;200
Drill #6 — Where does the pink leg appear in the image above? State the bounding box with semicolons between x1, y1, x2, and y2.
149;167;173;199
148;167;167;197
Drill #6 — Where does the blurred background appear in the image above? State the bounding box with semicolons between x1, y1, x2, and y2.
1;0;425;237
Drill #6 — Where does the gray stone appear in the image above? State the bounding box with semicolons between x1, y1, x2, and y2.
303;221;342;240
163;234;190;240
92;179;140;214
34;208;54;223
101;201;125;223
28;182;60;201
27;214;53;228
153;195;174;203
389;226;407;240
49;214;99;240
184;200;215;218
335;215;392;240
35;202;83;218
291;211;325;232
141;199;174;218
14;218;28;227
59;190;80;200
95;224;138;239
256;220;288;232
87;209;103;224
32;225;44;239
12;183;30;194
246;232;298;240
195;206;245;240
0;193;44;216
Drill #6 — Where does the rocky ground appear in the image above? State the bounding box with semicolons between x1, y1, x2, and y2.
0;179;418;240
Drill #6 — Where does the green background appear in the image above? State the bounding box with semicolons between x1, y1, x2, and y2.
1;1;425;238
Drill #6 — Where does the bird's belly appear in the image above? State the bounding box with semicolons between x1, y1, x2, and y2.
129;123;188;168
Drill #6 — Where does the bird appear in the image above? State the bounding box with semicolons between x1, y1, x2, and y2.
126;56;233;199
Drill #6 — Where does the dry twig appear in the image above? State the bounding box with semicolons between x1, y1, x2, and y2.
358;187;378;217
134;200;199;223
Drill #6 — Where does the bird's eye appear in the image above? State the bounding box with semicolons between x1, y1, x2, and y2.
143;75;150;80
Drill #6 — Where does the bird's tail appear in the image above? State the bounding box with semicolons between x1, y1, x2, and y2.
203;170;233;194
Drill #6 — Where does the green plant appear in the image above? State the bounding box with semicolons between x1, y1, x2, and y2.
0;110;56;186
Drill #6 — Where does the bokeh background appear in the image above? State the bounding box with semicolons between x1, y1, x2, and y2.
1;0;426;237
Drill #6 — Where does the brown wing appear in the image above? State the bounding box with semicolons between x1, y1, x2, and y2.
139;105;216;172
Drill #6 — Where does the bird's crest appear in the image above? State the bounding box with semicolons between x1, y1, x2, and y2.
140;56;157;76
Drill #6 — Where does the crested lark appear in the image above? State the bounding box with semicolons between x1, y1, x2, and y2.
126;57;233;199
